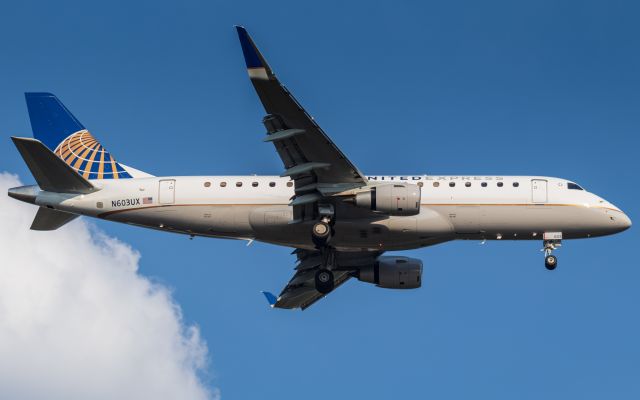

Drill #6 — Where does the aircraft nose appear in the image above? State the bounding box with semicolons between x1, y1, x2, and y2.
618;212;632;231
606;208;632;234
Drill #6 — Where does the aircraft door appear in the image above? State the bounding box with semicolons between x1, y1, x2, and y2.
159;179;176;204
531;179;547;203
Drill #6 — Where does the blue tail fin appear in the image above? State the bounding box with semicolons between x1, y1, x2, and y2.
24;92;132;180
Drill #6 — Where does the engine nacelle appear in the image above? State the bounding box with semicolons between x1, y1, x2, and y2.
354;183;421;216
357;256;422;289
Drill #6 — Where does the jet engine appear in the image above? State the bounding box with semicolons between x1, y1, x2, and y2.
354;183;421;216
357;256;422;289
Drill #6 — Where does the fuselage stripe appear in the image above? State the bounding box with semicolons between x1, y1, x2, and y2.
96;202;622;219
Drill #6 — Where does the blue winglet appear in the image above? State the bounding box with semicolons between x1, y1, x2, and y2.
261;291;277;307
235;26;264;69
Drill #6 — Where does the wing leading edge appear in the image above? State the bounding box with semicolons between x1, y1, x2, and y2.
237;27;382;310
235;26;368;222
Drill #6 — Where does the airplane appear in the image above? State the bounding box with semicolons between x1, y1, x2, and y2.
7;26;631;310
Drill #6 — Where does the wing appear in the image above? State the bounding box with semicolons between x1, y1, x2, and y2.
235;27;368;221
263;249;382;310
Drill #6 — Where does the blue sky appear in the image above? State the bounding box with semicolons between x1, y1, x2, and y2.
1;0;639;398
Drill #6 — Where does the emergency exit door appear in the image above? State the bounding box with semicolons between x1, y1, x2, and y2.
159;179;176;204
531;179;547;203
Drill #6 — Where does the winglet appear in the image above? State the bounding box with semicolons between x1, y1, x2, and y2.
235;26;273;80
261;291;277;308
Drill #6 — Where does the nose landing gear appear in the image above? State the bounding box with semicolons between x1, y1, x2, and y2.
542;233;562;270
544;254;558;270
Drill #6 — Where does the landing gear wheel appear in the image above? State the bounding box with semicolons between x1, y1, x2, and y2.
315;269;334;294
312;221;332;247
542;237;561;271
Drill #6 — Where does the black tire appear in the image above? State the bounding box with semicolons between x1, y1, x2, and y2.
315;269;334;294
312;221;332;247
545;255;557;270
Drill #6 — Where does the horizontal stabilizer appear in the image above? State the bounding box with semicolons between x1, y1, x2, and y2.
30;206;78;231
11;137;97;194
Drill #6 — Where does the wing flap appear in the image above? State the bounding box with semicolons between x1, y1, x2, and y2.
262;128;306;142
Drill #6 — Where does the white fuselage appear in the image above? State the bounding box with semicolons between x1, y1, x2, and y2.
29;175;631;251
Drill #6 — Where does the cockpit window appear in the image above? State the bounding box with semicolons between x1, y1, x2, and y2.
567;182;584;190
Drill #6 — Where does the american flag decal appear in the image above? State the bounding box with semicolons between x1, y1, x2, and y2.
142;197;153;204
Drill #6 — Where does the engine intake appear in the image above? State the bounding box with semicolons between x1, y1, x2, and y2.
354;183;421;216
357;256;422;289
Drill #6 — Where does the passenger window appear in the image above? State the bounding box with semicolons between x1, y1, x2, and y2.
465;182;471;187
449;182;455;187
497;182;503;187
513;182;519;187
481;182;487;187
269;182;276;187
252;182;259;187
220;182;227;187
204;181;211;188
567;182;584;190
433;182;440;187
236;182;242;187
287;182;293;187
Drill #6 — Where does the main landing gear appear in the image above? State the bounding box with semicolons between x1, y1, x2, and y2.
312;204;336;294
312;224;335;294
314;268;334;294
313;247;335;294
312;220;332;247
542;234;562;270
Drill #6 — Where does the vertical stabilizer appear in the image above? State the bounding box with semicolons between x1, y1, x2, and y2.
24;92;133;179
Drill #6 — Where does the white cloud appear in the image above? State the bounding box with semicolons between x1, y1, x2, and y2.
0;172;217;400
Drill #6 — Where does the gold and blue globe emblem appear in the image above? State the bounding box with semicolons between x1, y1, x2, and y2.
53;130;132;179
